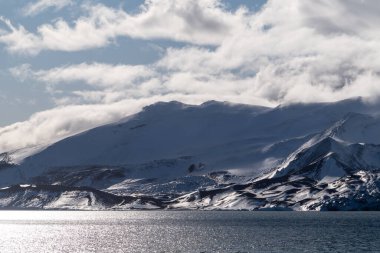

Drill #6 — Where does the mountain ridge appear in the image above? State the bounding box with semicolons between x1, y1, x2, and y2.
0;97;380;210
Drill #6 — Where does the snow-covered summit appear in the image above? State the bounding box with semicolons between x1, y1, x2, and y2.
1;98;380;210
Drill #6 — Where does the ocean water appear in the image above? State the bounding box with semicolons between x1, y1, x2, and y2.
0;211;379;253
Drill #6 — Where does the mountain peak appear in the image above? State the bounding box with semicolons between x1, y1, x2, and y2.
2;98;380;211
142;101;189;112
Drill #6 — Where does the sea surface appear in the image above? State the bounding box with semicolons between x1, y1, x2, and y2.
0;211;379;253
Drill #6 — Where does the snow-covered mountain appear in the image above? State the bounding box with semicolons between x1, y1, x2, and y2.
0;97;380;210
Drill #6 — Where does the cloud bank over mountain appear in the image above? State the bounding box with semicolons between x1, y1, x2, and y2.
1;0;380;152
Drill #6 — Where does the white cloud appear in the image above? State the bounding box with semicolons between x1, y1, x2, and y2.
0;17;41;55
22;0;73;16
0;101;137;152
10;0;380;106
10;63;163;104
21;63;156;88
154;0;380;104
5;0;380;152
0;0;247;55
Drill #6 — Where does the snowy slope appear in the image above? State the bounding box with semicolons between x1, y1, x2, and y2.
267;112;380;182
169;170;380;211
4;98;375;180
1;97;380;210
0;184;163;210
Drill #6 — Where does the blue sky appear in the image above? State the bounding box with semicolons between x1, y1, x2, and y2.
1;0;380;152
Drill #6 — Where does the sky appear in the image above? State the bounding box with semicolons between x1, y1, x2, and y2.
1;0;380;152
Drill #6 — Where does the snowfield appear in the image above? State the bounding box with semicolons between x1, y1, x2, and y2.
0;98;380;210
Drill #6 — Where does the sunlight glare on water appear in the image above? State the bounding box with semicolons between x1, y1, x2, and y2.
0;211;379;253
